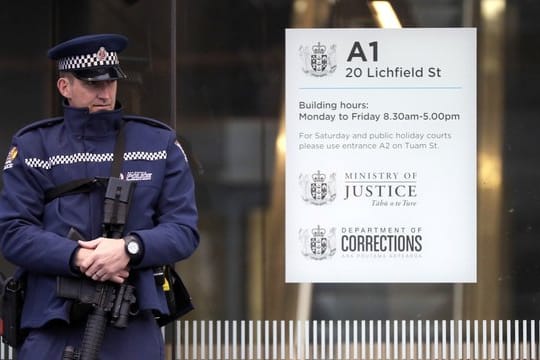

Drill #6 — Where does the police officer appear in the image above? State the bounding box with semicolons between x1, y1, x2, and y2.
0;34;199;359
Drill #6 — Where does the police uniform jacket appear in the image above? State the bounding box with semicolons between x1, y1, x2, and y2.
0;103;199;329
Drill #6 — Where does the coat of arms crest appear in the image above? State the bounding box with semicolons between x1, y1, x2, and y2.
299;42;337;77
299;171;336;205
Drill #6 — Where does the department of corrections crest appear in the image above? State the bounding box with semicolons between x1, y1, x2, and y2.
299;42;337;77
299;225;336;260
299;171;336;205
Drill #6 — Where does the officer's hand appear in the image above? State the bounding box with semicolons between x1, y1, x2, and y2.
77;238;130;283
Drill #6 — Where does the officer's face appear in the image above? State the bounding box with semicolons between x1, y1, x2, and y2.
57;74;117;113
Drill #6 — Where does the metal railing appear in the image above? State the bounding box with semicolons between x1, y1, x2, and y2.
2;319;539;359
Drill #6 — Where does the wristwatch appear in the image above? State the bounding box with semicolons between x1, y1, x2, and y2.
124;234;143;264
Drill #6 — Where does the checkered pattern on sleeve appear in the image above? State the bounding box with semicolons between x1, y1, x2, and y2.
124;150;167;162
24;150;167;170
58;51;119;71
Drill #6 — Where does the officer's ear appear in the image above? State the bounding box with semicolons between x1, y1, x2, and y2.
57;74;72;99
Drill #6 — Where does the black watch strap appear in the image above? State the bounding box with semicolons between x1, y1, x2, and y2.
124;234;143;265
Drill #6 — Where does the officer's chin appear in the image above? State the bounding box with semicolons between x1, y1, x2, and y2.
90;104;113;113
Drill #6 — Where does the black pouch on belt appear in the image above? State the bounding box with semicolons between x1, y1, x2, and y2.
0;272;28;347
155;265;193;327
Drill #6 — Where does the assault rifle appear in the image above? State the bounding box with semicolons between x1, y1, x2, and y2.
59;178;136;360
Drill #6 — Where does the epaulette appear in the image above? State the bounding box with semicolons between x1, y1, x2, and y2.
123;115;173;131
15;117;64;137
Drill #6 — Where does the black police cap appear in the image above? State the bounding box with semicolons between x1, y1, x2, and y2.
48;34;128;81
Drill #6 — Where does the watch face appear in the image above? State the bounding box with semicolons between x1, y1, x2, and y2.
127;240;140;255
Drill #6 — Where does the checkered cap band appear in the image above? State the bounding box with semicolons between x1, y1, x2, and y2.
24;151;167;170
58;49;119;71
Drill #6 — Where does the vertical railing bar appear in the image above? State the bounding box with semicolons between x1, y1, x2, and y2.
345;320;350;360
232;321;237;360
426;320;430;360
490;320;495;360
515;320;519;360
210;320;214;360
224;320;229;360
466;320;471;360
385;320;390;360
369;320;373;360
524;320;528;360
482;320;487;360
186;320;191;360
273;321;277;360
498;320;503;360
176;320;181;360
322;320;326;360
257;320;262;360
409;320;414;360
337;320;342;360
377;320;382;360
401;320;406;360
472;320;476;360
354;320;359;360
435;320;439;360
442;320;447;360
219;320;224;360
464;320;468;360
279;320;286;360
289;321;294;360
241;321;246;360
193;321;198;360
450;320;455;360
201;321;206;360
330;320;334;360
174;321;179;360
248;320;255;360
394;320;398;360
416;320;424;360
362;320;366;360
458;320;463;360
305;320;310;360
532;320;536;360
506;320;511;360
313;320;318;360
295;320;304;359
264;321;269;360
280;321;285;360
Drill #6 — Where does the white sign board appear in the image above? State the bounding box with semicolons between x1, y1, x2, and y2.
285;28;476;283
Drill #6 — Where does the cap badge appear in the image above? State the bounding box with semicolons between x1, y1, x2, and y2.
96;47;108;61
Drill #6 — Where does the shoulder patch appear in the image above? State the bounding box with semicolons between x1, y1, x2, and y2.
123;115;172;131
3;146;18;170
15;117;64;137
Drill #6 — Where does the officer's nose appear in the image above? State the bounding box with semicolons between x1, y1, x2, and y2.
96;81;114;100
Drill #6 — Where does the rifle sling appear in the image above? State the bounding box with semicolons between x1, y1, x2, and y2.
43;122;125;202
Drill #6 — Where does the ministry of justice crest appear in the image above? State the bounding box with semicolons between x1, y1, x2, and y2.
299;225;336;260
299;171;336;205
299;42;337;77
